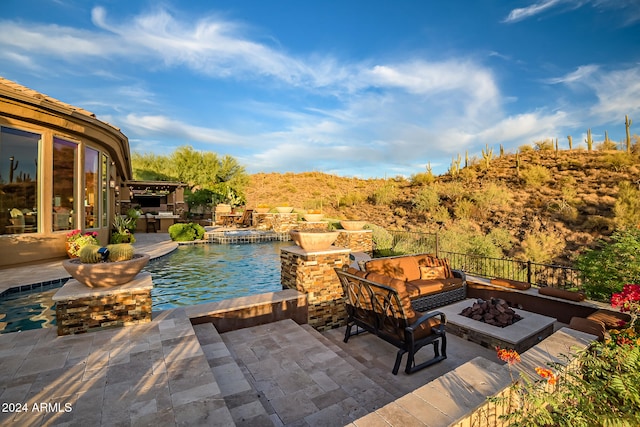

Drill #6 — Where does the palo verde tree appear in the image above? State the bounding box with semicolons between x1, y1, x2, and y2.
131;145;248;204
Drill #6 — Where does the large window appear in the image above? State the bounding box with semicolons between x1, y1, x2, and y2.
0;127;39;235
84;147;99;229
52;138;77;231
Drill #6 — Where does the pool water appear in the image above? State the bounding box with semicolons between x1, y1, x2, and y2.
148;241;289;311
0;241;289;334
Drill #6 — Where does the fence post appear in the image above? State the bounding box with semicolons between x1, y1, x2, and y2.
527;260;532;285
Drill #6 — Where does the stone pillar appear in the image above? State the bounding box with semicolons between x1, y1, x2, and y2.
335;229;373;254
280;246;350;331
53;272;153;336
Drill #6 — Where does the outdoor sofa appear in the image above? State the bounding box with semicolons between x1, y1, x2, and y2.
335;266;447;375
361;253;467;311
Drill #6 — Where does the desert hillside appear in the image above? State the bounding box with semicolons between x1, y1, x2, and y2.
245;149;640;265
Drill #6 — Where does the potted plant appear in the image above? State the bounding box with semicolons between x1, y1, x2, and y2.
304;209;324;222
289;229;339;251
65;230;99;258
275;204;294;213
62;243;150;288
111;216;136;244
340;219;368;230
255;204;270;214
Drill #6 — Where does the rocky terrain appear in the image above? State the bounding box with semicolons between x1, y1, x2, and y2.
245;148;640;265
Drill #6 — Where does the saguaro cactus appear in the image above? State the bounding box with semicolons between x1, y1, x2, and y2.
481;144;494;169
567;135;573;150
626;115;633;153
9;156;18;183
585;129;593;151
515;152;521;177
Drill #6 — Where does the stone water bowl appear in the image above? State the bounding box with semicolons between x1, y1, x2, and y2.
340;220;367;230
289;230;338;251
62;253;150;288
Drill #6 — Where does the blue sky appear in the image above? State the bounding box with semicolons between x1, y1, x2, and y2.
1;1;639;177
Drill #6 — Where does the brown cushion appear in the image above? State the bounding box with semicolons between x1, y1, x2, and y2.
408;278;465;297
407;313;442;339
419;265;447;280
364;272;417;319
538;287;585;302
569;316;606;340
415;255;452;279
365;256;421;281
345;267;368;278
587;310;631;329
490;278;531;290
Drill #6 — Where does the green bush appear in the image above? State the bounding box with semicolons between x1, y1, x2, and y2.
365;224;394;255
614;181;640;229
521;165;552;187
168;222;206;242
576;228;640;301
370;181;397;205
413;187;440;214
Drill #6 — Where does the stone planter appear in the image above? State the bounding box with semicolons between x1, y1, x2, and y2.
276;206;294;213
255;207;270;213
340;220;367;230
304;213;324;222
62;253;150;288
289;230;338;251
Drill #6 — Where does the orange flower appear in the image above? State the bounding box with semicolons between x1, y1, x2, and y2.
535;367;557;385
496;347;520;364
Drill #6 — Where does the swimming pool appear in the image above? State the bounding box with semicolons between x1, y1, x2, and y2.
0;241;289;334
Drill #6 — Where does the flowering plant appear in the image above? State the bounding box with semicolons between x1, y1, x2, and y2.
611;284;640;328
65;230;99;258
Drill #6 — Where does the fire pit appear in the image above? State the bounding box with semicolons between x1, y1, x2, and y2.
439;299;556;353
459;298;523;328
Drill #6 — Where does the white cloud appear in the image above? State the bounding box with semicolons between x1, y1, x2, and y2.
545;65;599;84
122;114;249;146
503;0;570;23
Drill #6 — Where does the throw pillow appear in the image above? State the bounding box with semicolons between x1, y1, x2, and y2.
419;265;447;280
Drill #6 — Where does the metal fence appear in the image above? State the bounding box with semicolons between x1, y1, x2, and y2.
380;230;582;290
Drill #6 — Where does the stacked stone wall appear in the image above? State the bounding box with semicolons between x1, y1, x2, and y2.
253;213;298;232
56;290;151;335
281;247;350;331
335;230;373;254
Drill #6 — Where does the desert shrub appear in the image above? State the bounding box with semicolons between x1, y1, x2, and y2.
521;165;551;187
576;228;640;301
614;181;640;229
581;215;615;233
168;222;205;241
453;198;474;220
534;139;554;151
472;182;513;211
365;224;394;254
431;205;451;224
602;152;634;172
413;187;440;214
519;231;564;264
410;171;435;186
370;181;396;205
596;139;618;151
437;181;467;202
338;191;365;207
458;167;477;184
518;144;534;152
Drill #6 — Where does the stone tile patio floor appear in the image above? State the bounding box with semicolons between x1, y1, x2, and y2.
1;233;586;426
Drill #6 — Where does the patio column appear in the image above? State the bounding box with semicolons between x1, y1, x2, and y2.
280;246;350;331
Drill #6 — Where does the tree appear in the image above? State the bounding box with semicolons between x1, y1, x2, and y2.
131;145;248;204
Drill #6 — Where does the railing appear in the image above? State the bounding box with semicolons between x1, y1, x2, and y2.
379;230;582;290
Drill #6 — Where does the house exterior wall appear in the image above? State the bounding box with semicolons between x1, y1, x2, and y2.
0;78;132;267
